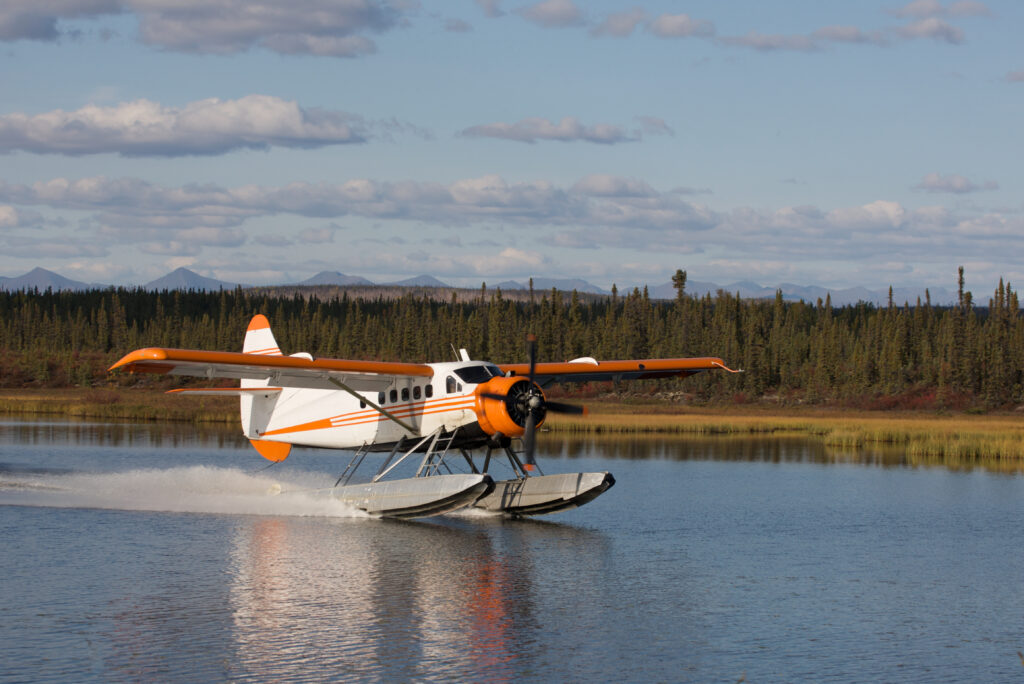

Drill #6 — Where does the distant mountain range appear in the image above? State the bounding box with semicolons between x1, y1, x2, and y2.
0;266;959;307
144;267;246;291
0;267;95;292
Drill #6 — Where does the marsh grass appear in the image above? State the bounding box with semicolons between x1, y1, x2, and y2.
0;389;237;424
1;390;1021;467
548;406;1024;465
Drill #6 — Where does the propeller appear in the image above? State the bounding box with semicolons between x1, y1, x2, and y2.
480;334;586;471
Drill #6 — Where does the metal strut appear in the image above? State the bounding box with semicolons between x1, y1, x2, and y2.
335;443;371;487
416;428;460;477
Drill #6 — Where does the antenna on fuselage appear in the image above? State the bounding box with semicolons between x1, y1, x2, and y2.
450;343;459;361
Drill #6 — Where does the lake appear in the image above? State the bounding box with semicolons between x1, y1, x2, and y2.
1;419;1022;682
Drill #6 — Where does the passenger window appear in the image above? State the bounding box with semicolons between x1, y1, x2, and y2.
446;376;456;394
401;387;409;401
390;389;397;403
425;385;433;398
413;386;421;400
378;392;385;404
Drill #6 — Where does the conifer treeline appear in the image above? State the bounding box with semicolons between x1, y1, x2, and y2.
0;274;1020;408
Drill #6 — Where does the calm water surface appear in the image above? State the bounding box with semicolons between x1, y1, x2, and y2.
1;419;1022;682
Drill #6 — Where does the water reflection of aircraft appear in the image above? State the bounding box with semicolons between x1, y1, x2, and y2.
111;314;737;518
229;517;540;681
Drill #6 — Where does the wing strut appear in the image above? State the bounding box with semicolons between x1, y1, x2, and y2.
327;377;418;434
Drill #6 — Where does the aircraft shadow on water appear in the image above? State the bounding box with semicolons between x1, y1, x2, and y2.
111;314;737;519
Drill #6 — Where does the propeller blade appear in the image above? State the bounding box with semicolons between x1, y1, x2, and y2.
526;333;537;384
544;401;587;415
523;410;536;467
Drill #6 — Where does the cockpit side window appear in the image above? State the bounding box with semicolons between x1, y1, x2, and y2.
446;375;457;394
454;365;502;384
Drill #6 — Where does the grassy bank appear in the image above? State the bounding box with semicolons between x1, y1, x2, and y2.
0;388;237;424
547;401;1024;464
1;389;1021;466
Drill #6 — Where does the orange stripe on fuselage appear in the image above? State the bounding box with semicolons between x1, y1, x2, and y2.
259;395;478;437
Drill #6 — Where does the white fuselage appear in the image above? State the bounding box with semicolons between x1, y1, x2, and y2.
247;361;505;451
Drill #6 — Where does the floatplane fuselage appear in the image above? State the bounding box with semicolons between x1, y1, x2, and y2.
111;314;737;519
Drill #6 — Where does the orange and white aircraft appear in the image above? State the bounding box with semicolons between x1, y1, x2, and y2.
111;314;737;518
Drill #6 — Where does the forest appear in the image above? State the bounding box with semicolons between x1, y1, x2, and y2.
0;269;1020;410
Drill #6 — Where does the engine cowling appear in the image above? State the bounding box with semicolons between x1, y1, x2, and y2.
473;376;546;438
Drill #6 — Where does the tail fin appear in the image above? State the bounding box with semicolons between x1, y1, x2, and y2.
243;314;282;356
242;314;291;462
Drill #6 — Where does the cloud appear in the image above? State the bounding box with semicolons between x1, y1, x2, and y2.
0;96;371;157
590;8;646;37
475;0;503;19
0;205;20;228
1006;70;1024;82
459;117;639;144
0;0;405;58
298;226;337;243
889;0;990;17
811;25;888;46
896;17;964;43
719;31;818;52
0;0;120;42
0;173;720;234
515;0;584;28
647;13;715;39
444;18;471;33
636;116;674;136
571;175;657;198
3;235;109;258
914;172;998;194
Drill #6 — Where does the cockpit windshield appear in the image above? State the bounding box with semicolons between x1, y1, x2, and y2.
454;364;505;384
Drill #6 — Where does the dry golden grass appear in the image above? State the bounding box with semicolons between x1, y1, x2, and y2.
0;388;237;424
548;402;1024;463
1;390;1021;464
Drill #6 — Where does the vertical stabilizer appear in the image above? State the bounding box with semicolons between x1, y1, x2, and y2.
243;314;282;356
241;314;291;461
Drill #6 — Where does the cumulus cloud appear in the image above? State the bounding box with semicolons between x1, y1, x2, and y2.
647;13;715;39
590;8;646;37
0;205;20;228
298;226;337;243
515;0;584;28
811;25;888;46
0;173;720;234
3;235;109;258
0;96;371;157
0;0;119;42
897;17;964;43
475;0;503;18
889;0;990;17
914;172;998;194
0;0;404;58
719;31;818;52
571;175;657;198
459;117;640;144
636;116;674;136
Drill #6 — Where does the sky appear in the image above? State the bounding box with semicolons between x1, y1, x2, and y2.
0;0;1021;295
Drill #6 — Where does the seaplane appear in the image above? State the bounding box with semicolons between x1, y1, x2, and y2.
110;314;737;519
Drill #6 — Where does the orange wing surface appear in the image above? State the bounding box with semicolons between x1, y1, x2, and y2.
110;347;433;392
497;357;737;384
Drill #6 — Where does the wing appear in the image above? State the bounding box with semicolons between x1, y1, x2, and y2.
109;347;433;392
497;356;738;385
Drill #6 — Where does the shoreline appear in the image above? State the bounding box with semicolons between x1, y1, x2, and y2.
2;388;1022;464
